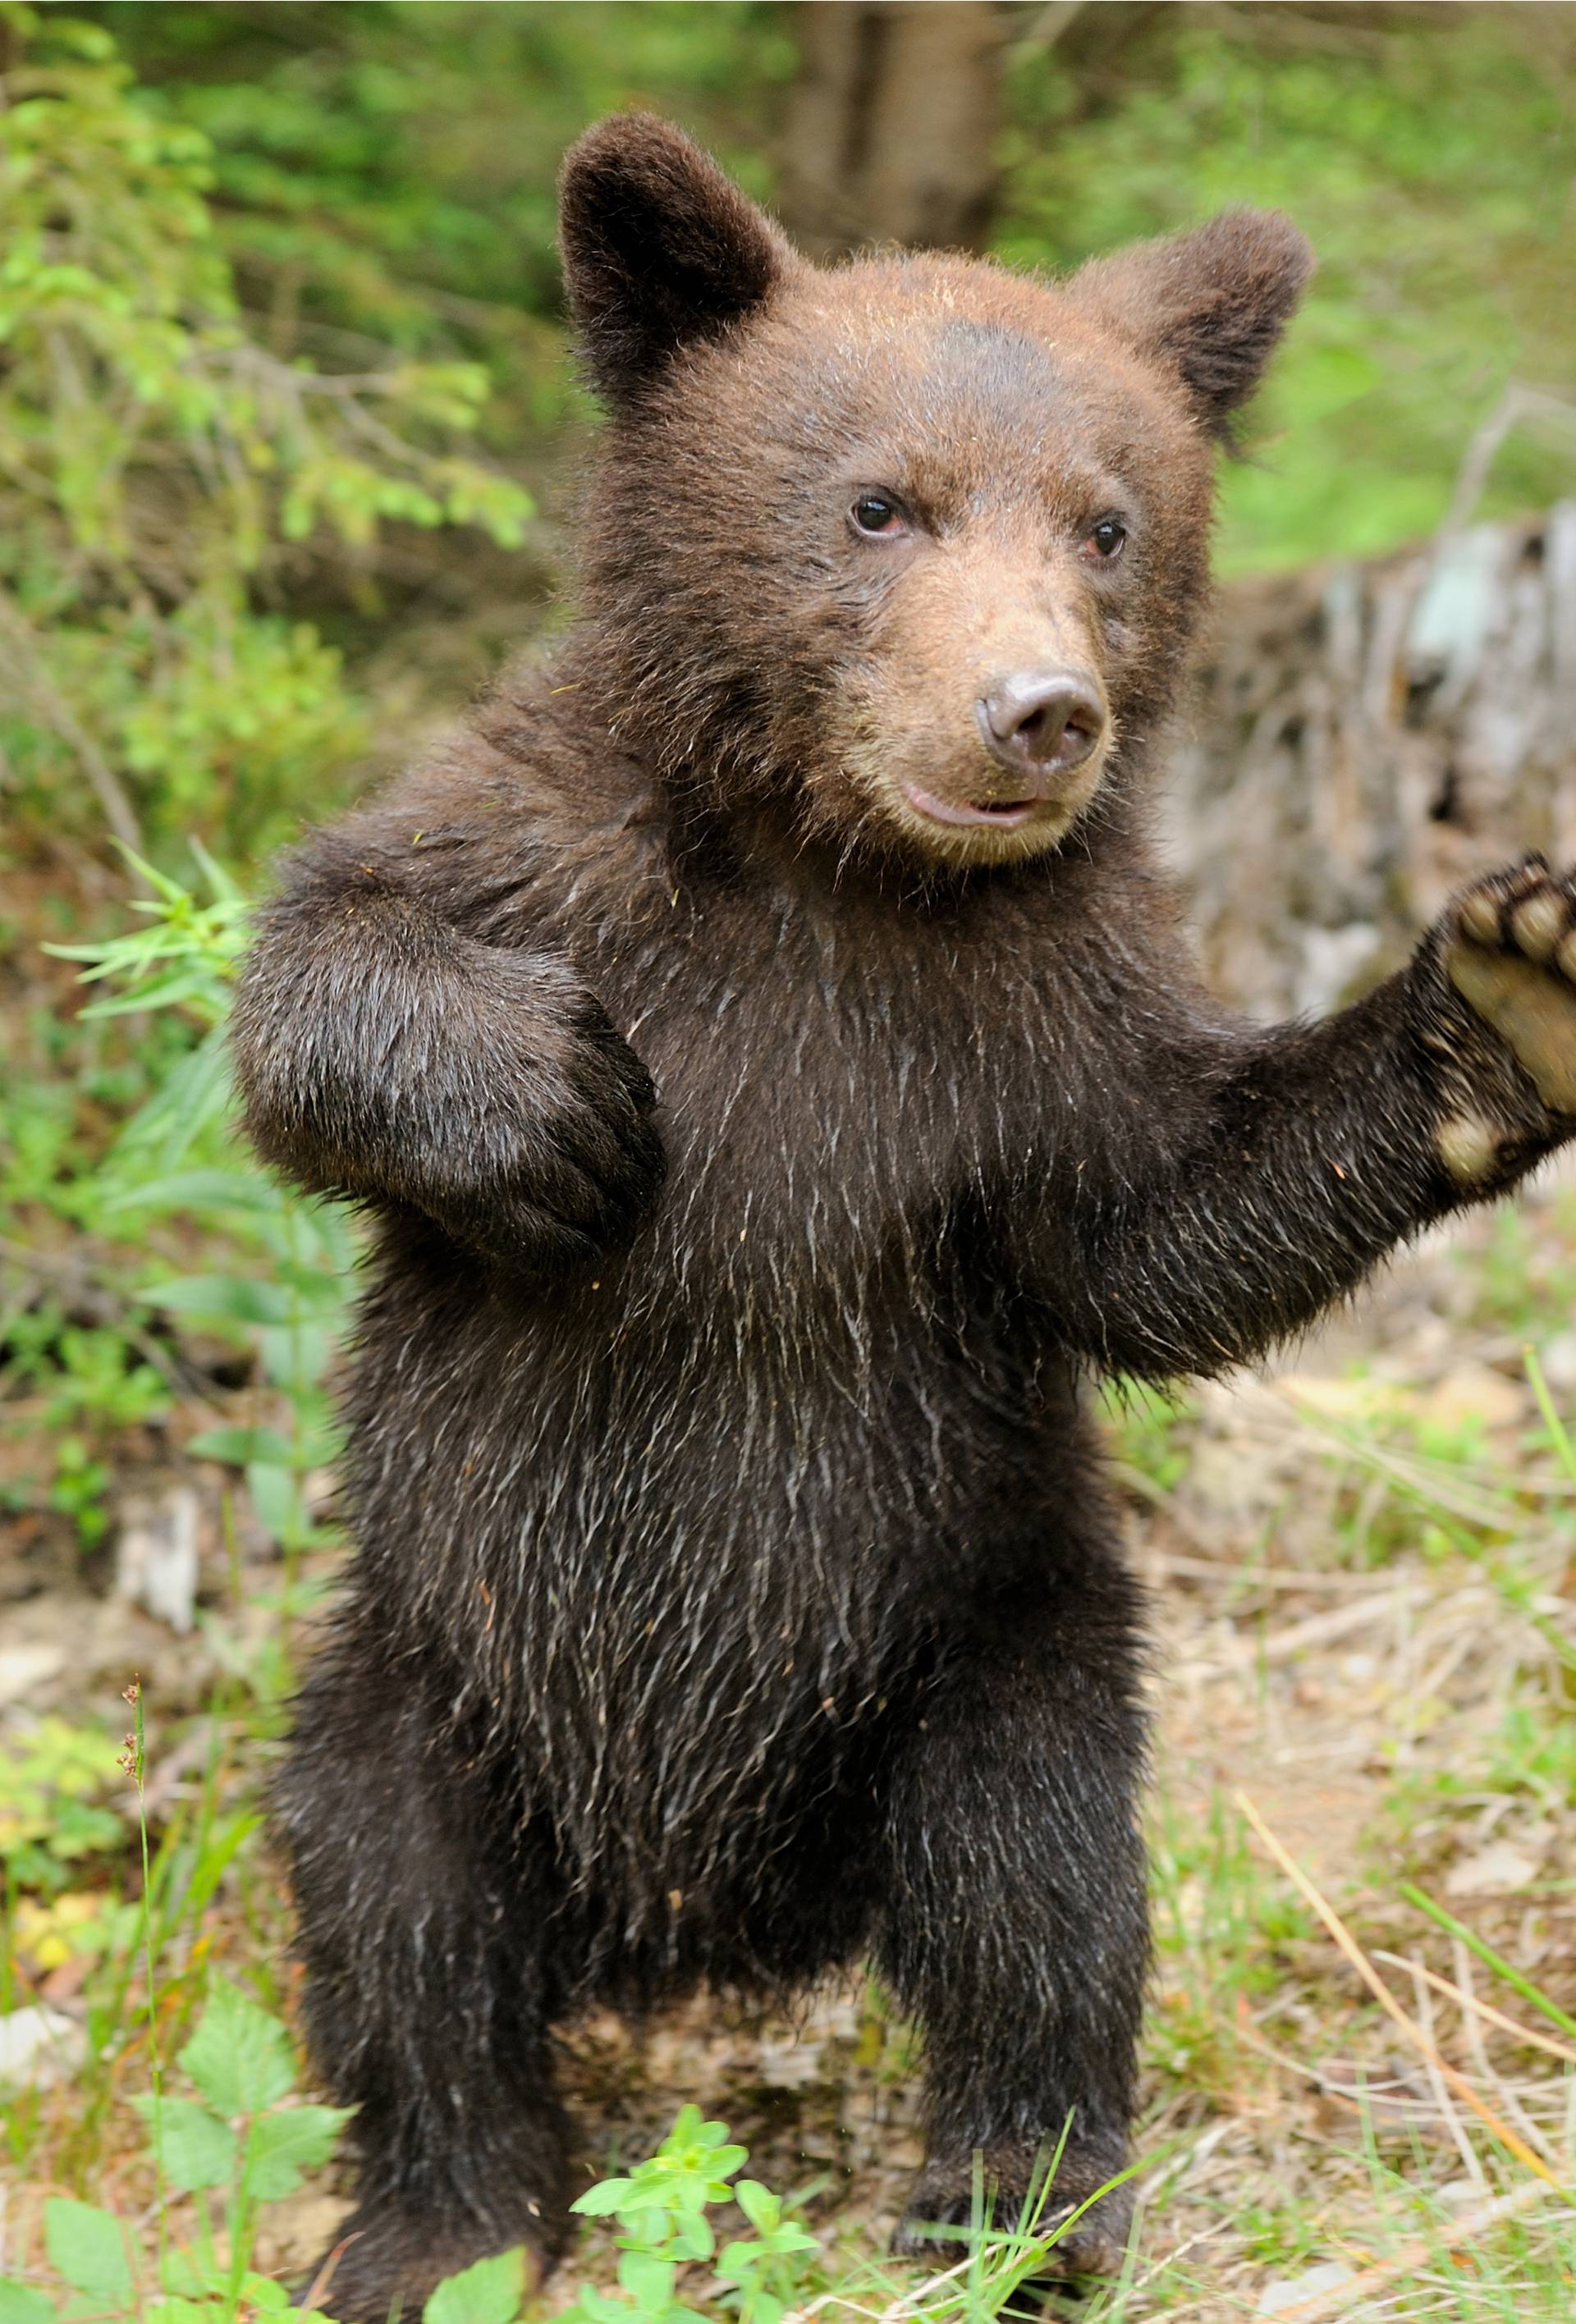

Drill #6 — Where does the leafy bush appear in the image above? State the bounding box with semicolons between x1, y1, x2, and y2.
28;848;355;1568
0;2;530;853
0;1976;349;2324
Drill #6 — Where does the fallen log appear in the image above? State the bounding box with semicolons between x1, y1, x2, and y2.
1167;504;1576;1017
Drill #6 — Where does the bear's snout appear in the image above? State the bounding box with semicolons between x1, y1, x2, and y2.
975;668;1106;785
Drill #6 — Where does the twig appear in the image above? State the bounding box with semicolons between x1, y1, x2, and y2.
0;586;144;858
1437;382;1576;540
1373;1950;1576;2069
299;2229;360;2313
1403;1952;1487;2192
1235;1791;1566;2190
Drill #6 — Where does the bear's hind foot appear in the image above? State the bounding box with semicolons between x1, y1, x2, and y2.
300;2198;559;2323
892;2142;1132;2288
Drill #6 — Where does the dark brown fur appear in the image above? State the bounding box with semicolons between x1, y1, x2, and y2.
231;116;1576;2319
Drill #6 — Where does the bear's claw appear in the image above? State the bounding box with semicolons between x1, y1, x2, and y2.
1445;857;1576;1115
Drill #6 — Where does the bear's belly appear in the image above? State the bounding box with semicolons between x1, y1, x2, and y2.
336;1237;1086;1934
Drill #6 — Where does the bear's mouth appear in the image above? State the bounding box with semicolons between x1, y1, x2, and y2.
904;785;1041;830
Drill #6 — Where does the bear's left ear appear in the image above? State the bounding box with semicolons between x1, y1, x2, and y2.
560;113;794;411
1073;210;1313;441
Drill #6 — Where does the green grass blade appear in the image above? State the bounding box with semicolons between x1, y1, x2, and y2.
1403;1881;1576;2049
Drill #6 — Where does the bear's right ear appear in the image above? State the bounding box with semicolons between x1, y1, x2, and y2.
560;114;792;411
1072;209;1313;441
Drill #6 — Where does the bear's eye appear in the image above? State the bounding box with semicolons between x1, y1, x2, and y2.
850;492;908;538
1085;516;1128;560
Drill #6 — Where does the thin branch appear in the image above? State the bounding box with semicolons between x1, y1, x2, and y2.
1438;381;1576;539
0;587;143;858
1235;1790;1565;2189
1373;1949;1576;2070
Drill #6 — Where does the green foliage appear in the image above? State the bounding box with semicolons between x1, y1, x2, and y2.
3;848;351;1569
21;848;355;1574
1099;1379;1198;1497
0;2;529;851
563;2107;814;2324
1000;11;1576;574
0;1717;125;1897
0;1975;349;2323
424;2251;532;2324
103;1;791;374
556;2107;1122;2324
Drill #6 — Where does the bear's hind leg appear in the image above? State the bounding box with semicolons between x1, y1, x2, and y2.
276;1640;572;2321
878;1544;1148;2284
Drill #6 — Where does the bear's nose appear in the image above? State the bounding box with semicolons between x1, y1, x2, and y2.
977;671;1106;780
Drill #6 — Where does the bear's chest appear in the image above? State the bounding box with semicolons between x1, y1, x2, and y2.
594;902;1051;1266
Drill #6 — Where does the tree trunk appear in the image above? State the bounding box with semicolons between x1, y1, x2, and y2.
1165;505;1576;1018
777;2;1006;256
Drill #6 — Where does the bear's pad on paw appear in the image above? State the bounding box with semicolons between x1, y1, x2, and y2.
1445;862;1576;1116
892;2148;1131;2285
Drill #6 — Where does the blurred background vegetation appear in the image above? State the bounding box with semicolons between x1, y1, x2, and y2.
2;0;1574;864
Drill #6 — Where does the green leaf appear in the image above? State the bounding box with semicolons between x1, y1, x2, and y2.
100;1169;284;1218
733;2182;778;2233
421;2248;528;2324
145;1274;338;1327
574;2292;635;2324
129;2094;237;2192
616;2253;674;2309
242;2103;353;2200
186;1425;296;1467
178;1980;296;2115
0;2284;57;2324
43;2200;134;2303
571;2178;635;2217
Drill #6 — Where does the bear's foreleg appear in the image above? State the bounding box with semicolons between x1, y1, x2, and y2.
879;1556;1148;2282
275;1638;573;2320
1037;859;1576;1383
232;839;663;1272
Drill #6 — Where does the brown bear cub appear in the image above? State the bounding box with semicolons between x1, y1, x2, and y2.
234;114;1576;2317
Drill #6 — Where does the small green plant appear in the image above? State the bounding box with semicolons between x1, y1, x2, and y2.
0;1717;125;1898
565;2107;819;2324
556;2107;1133;2324
43;845;355;1576
0;1975;350;2322
1;1311;172;1548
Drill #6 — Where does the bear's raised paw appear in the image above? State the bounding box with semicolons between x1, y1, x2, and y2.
1445;856;1576;1117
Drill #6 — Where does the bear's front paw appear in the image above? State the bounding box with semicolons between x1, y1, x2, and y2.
433;992;666;1273
1442;857;1576;1117
892;2141;1132;2285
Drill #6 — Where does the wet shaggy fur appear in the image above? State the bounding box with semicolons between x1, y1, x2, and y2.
231;116;1576;2319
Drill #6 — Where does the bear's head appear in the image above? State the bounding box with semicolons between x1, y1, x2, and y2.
560;114;1310;876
